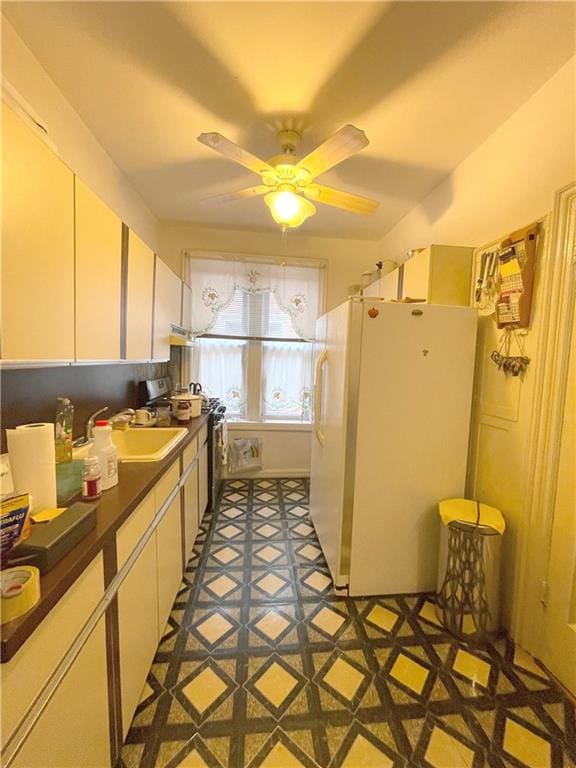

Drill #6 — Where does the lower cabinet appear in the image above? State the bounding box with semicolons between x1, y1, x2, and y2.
156;494;183;639
12;617;110;768
116;493;159;739
182;459;199;562
198;440;209;521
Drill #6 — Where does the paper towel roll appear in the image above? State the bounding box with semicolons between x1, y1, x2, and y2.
6;423;57;513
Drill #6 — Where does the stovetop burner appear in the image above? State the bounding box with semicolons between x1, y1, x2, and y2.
201;397;222;414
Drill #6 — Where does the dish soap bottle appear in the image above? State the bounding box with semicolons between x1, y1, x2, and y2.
90;420;118;490
55;397;74;464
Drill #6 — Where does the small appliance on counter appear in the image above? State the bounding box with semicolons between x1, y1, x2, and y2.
140;377;227;510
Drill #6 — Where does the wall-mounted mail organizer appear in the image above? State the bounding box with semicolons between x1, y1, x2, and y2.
473;223;539;329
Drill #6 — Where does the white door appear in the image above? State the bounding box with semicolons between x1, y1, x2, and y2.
349;302;477;595
309;301;352;586
539;302;576;695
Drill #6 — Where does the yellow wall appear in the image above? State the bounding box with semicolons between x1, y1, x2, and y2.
379;57;576;631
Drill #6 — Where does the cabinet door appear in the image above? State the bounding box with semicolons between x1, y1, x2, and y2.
402;248;431;301
198;440;209;521
116;493;159;738
156;495;183;639
182;460;199;561
1;106;74;360
126;230;155;360
75;178;122;359
153;258;182;360
12;617;110;768
380;270;399;301
1;554;104;744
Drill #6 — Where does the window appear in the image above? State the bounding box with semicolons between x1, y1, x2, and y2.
186;256;321;422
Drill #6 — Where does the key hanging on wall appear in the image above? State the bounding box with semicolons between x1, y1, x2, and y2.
490;327;530;376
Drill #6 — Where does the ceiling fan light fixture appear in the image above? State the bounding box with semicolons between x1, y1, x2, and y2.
264;188;316;229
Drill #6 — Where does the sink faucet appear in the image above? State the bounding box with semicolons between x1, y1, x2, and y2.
86;406;109;441
110;408;136;427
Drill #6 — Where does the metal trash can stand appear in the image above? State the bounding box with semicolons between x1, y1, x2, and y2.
436;499;505;644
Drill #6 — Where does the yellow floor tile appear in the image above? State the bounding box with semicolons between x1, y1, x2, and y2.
366;604;399;632
255;573;286;596
298;544;322;560
340;734;394;767
183;668;227;714
425;726;475;768
389;653;429;695
294;523;314;536
503;718;551;768
260;742;307;768
213;546;240;565
311;606;346;636
256;524;279;538
255;611;290;640
254;662;299;708
179;750;210;768
419;600;443;627
453;649;491;688
513;646;548;679
323;657;365;701
255;545;282;563
206;574;238;598
196;613;233;644
218;524;242;539
304;571;332;592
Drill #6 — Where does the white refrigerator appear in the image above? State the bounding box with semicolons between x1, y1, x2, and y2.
310;298;478;596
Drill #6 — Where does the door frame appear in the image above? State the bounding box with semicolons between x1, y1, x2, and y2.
513;181;576;653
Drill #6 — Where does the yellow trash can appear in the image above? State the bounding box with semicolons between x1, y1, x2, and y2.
436;498;505;644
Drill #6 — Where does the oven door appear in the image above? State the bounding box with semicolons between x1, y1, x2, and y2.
212;419;225;502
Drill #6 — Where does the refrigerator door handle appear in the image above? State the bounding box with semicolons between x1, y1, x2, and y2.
314;348;328;445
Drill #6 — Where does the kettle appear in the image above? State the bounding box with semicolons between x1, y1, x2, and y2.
189;382;202;395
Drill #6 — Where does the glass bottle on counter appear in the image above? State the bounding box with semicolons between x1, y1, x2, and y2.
81;456;102;501
55;397;74;464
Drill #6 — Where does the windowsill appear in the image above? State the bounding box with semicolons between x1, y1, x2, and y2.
226;420;312;432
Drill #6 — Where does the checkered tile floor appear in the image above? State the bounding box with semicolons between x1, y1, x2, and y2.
120;479;576;768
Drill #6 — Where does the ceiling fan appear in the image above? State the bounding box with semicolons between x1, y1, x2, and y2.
197;124;379;230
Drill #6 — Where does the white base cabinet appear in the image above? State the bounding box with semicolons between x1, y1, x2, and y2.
12;618;110;768
116;492;159;739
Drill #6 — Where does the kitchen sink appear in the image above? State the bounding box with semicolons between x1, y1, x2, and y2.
74;428;187;462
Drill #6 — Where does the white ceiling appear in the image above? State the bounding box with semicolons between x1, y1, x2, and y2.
4;2;575;240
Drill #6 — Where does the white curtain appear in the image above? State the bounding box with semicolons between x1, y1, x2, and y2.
188;256;320;340
197;338;247;416
262;341;313;420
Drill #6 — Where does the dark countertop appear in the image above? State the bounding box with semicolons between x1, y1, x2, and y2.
0;414;209;663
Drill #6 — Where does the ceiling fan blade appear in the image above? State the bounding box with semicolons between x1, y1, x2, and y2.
197;132;274;176
295;125;369;180
304;184;379;215
202;185;270;205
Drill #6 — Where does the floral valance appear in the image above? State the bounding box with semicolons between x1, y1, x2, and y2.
187;256;321;341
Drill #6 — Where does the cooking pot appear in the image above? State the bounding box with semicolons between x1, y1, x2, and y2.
170;393;201;422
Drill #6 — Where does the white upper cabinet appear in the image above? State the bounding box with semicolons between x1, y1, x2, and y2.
153;258;181;360
126;230;155;360
75;178;122;360
401;245;473;306
1;106;75;361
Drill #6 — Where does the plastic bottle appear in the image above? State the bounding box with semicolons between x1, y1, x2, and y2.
54;397;74;464
89;420;118;490
81;456;102;501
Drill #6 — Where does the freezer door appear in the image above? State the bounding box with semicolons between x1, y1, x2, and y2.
309;301;352;586
348;302;478;596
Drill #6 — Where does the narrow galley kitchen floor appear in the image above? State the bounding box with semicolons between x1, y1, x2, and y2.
120;479;576;768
